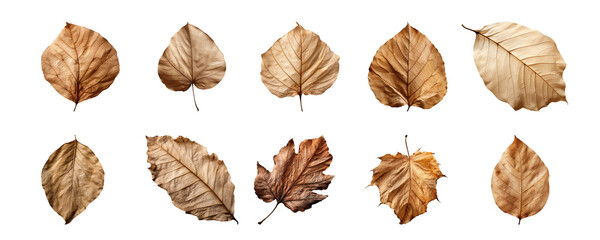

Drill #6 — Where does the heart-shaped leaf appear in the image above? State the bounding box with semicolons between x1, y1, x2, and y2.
158;23;226;111
260;23;340;111
369;24;447;111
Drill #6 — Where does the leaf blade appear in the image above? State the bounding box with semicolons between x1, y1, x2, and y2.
261;24;340;110
491;136;550;223
467;22;566;111
369;24;447;110
254;136;334;223
146;136;236;222
41;139;104;224
370;144;444;224
41;23;119;109
158;23;225;110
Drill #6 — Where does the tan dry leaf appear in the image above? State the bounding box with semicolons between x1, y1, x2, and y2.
254;136;334;224
41;23;119;111
492;136;550;224
464;22;566;111
41;138;104;224
260;23;340;111
368;24;447;111
370;136;444;224
158;23;225;111
146;135;236;222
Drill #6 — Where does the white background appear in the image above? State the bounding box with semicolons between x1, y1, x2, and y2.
0;0;597;239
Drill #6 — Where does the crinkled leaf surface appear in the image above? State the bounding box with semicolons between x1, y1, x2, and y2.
41;23;119;111
41;138;104;224
146;135;236;222
369;24;447;110
260;23;340;111
254;136;334;224
370;138;444;224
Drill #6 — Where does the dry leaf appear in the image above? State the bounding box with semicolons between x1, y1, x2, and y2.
368;24;447;111
260;23;340;111
463;22;566;111
41;23;119;111
158;23;225;111
491;136;550;224
254;136;334;224
146;136;236;222
370;136;444;224
41;138;104;224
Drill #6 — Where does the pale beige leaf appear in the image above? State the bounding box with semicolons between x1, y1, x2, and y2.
146;135;236;222
41;138;104;224
158;23;226;111
254;136;334;224
370;137;444;224
491;136;550;223
260;23;340;111
464;22;566;111
41;23;119;111
368;24;447;110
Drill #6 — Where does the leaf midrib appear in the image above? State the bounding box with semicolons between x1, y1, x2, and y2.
475;30;561;96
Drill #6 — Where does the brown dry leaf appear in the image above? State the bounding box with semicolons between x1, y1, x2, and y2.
146;135;236;223
370;136;444;224
41;23;119;111
368;24;447;111
254;136;334;224
491;136;550;224
158;23;225;111
41;138;104;224
463;22;566;111
260;23;340;111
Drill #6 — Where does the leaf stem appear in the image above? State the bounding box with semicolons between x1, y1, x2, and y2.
299;94;304;112
73;102;78;112
404;135;410;156
191;86;199;111
461;24;477;33
258;202;280;225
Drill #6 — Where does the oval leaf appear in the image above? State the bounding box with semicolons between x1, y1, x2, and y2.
370;136;444;224
254;136;334;224
491;136;550;224
146;135;236;222
41;138;104;224
368;24;447;110
260;23;340;111
158;23;226;111
41;23;120;111
464;22;566;111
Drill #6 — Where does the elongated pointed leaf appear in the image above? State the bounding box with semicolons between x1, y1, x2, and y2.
146;136;236;222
